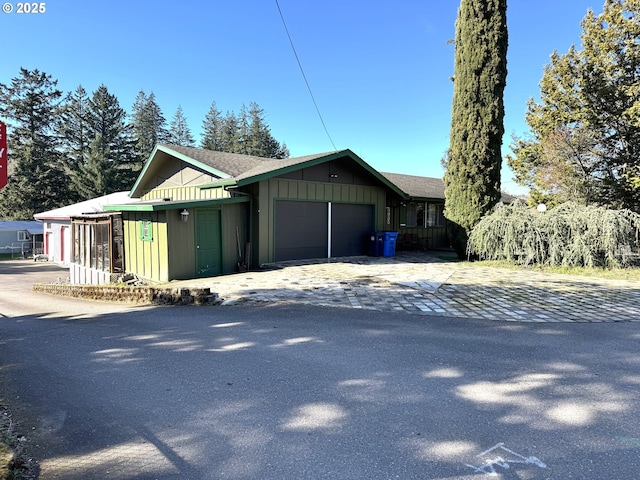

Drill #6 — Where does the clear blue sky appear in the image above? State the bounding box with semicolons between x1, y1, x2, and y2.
1;0;603;195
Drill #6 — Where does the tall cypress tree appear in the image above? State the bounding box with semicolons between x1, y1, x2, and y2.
444;0;508;258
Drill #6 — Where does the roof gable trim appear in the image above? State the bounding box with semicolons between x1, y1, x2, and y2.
129;145;232;197
236;149;407;197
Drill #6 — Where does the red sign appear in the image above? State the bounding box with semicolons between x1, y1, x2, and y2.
0;121;6;189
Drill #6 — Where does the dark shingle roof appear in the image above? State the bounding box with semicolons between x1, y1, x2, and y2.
380;172;445;199
161;144;342;181
149;146;518;202
160;144;267;178
380;172;518;203
234;151;341;181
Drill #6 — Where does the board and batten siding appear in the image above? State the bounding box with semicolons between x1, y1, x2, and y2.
220;202;248;274
142;186;231;202
123;211;169;283
167;208;196;280
256;178;387;265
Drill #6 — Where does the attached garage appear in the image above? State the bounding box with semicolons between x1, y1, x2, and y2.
87;146;407;285
274;201;374;261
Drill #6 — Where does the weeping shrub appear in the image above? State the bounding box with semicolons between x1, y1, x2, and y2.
468;201;640;267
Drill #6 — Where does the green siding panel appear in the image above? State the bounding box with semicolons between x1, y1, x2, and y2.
122;212;169;283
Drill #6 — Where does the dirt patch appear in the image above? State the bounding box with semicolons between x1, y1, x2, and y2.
1;401;38;479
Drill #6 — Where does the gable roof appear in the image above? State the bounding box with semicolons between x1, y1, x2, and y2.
155;144;267;178
130;145;407;198
34;191;139;221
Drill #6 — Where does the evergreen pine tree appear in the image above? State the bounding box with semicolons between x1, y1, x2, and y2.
167;105;195;147
59;85;91;202
247;102;289;158
235;104;251;154
201;102;223;151
0;68;69;219
131;91;167;165
201;101;289;157
508;0;640;211
220;111;240;153
444;0;508;257
73;134;116;199
77;85;135;196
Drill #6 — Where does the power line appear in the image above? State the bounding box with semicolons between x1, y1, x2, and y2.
274;0;337;151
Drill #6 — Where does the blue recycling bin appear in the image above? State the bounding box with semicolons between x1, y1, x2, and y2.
382;231;398;257
369;232;384;257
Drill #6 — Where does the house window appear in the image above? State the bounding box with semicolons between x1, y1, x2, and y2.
403;202;424;227
139;219;153;242
426;203;445;227
401;202;445;227
17;231;30;242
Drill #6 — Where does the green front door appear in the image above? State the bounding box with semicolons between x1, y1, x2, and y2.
195;208;222;277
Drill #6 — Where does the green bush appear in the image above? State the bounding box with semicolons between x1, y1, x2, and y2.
468;201;640;268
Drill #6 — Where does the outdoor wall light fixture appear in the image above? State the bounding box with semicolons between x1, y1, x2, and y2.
180;209;189;222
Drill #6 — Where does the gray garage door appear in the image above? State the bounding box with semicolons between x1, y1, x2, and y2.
275;201;374;261
331;203;374;257
275;201;328;261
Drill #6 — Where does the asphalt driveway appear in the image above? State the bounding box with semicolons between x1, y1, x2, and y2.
1;260;640;479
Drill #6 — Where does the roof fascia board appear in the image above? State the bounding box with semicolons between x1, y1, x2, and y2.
103;196;249;212
197;180;238;190
129;145;231;197
236;149;408;198
129;144;160;196
158;145;231;179
235;151;346;186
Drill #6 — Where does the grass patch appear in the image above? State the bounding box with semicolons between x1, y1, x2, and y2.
434;251;462;262
464;259;640;281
